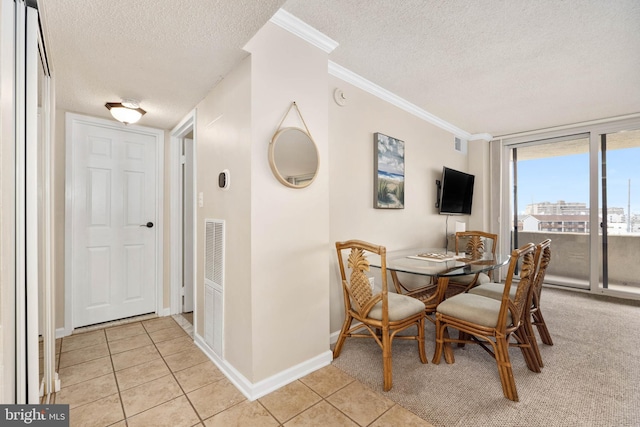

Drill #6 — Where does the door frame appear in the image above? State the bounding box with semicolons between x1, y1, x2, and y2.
64;113;164;335
169;110;197;316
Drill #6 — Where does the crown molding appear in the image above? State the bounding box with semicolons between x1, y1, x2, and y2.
271;9;489;141
269;9;339;54
329;61;474;140
470;133;494;141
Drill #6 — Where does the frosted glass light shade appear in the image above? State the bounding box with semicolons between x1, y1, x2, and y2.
105;102;146;124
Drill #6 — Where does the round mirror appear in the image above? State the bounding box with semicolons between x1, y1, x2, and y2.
268;127;319;188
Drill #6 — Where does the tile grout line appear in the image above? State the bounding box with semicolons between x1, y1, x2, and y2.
108;319;192;424
53;318;196;425
278;380;324;424
149;315;274;425
299;377;365;427
146;318;208;426
105;328;129;426
61;323;161;423
115;320;186;424
54;330;121;417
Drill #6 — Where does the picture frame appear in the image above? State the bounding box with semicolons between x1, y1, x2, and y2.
374;132;405;209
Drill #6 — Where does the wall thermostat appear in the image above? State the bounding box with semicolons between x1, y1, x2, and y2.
218;169;230;190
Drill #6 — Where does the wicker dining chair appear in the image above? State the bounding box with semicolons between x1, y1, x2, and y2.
333;240;427;391
448;231;498;293
432;242;539;401
469;239;552;368
529;239;553;345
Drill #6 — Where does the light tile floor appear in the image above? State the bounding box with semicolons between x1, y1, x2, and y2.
50;315;434;427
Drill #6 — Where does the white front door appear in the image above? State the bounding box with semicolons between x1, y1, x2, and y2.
69;116;160;328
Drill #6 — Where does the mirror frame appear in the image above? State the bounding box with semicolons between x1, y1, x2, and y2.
268;126;320;189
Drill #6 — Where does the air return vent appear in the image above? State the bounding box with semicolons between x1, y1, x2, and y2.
204;219;224;355
454;136;468;154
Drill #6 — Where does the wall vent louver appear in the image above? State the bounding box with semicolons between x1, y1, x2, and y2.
204;219;224;356
454;136;468;154
205;219;224;288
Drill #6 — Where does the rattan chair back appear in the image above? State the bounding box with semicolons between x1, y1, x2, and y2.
433;242;538;401
334;239;427;391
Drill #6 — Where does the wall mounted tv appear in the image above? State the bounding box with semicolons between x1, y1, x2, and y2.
437;167;475;215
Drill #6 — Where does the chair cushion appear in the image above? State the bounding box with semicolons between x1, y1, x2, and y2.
368;292;425;321
469;282;517;300
437;293;511;328
450;272;490;286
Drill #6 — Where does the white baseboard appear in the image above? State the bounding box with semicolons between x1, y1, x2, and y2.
194;333;332;401
55;327;68;339
159;307;171;317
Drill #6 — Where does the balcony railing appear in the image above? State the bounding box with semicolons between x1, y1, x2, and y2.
515;231;640;291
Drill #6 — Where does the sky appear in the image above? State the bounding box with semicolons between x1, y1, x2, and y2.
516;148;640;215
376;133;404;177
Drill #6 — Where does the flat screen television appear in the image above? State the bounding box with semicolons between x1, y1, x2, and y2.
438;167;474;215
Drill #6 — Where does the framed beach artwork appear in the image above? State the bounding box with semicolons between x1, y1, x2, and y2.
373;132;404;209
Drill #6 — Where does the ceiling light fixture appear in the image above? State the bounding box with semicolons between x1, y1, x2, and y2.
105;99;146;124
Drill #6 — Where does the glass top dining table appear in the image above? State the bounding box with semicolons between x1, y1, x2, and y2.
368;248;510;278
368;248;511;309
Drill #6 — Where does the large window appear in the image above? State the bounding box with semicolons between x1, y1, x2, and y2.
500;121;640;298
599;129;640;291
509;135;590;289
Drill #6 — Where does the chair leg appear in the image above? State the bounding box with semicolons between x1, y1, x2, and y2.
432;318;445;365
514;326;541;373
382;327;392;391
441;328;455;364
457;330;468;347
432;319;457;365
524;316;544;368
533;309;554;345
495;336;518;402
333;315;353;358
417;317;427;364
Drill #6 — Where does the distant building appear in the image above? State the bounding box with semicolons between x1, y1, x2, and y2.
520;214;590;233
522;201;631;233
525;201;588;216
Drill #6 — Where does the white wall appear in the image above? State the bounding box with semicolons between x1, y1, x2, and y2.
194;57;254;377
327;75;471;332
246;22;330;382
193;21;332;384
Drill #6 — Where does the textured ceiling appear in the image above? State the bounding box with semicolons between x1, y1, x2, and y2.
39;0;640;136
38;0;287;130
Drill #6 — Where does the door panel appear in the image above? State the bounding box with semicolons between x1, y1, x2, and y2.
599;129;640;291
87;247;110;307
71;120;157;327
509;134;590;288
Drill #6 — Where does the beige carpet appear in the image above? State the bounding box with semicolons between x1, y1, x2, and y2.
331;287;640;427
